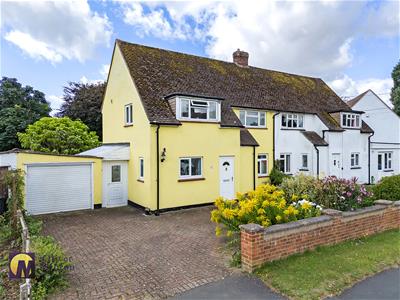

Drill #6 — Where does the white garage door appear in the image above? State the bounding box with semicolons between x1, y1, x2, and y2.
26;163;92;215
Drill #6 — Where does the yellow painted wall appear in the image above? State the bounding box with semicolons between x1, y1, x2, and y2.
16;153;103;205
102;43;153;208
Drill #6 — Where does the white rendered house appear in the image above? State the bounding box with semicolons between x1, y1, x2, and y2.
348;90;400;183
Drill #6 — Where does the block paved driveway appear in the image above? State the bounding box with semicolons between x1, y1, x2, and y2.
41;206;232;299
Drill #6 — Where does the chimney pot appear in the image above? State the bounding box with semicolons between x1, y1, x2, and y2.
233;49;249;67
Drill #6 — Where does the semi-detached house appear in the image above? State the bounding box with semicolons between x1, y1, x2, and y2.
81;39;373;213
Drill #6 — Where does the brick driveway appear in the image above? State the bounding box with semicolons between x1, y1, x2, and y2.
41;206;232;299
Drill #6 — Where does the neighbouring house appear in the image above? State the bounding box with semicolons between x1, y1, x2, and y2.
0;40;377;215
347;90;400;183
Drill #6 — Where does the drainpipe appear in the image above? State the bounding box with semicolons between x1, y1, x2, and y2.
155;125;160;216
368;132;374;184
252;146;256;190
314;145;320;179
272;112;280;168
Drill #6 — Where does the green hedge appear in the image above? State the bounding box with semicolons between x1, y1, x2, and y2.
372;175;400;201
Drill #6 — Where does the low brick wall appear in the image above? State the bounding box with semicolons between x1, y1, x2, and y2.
240;200;400;272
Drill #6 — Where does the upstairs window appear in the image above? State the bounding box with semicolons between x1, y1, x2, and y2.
341;113;360;128
378;152;392;171
257;154;268;176
177;98;220;122
124;104;133;125
239;110;266;128
281;113;304;129
350;153;360;168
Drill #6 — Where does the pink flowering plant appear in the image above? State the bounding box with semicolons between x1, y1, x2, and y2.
316;176;372;211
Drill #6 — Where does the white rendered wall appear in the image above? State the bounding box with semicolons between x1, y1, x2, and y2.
0;153;17;169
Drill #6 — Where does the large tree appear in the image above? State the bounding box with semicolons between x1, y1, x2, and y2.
18;117;100;155
0;77;51;151
58;82;105;140
391;61;400;116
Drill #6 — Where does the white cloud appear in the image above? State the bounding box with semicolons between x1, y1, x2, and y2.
329;75;393;106
47;95;64;115
2;0;113;63
79;76;103;85
100;64;110;79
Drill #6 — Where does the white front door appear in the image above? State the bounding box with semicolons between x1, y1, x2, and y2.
103;161;128;207
331;153;342;178
219;156;235;199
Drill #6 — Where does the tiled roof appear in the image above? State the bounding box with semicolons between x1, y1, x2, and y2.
361;121;374;134
240;129;259;146
301;131;328;146
116;40;352;127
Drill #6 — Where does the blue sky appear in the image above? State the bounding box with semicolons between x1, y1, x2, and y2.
1;0;399;112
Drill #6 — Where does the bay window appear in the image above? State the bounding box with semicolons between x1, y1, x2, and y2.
239;110;266;128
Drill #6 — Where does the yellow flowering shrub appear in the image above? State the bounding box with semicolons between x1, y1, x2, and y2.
211;184;322;237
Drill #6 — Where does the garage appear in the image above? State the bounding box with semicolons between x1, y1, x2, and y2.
26;163;93;215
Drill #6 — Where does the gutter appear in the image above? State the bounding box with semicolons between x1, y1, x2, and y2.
252;146;256;190
272;112;280;167
314;145;320;179
368;132;374;184
156;125;161;216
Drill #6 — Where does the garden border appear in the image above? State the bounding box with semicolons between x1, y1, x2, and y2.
240;200;400;272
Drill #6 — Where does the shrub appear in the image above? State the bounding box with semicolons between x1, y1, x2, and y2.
280;174;319;202
315;176;372;211
372;175;400;201
269;162;289;185
31;236;71;299
211;184;321;237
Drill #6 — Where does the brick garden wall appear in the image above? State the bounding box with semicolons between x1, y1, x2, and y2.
240;200;400;272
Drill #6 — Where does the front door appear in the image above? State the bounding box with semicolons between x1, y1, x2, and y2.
331;153;342;178
103;161;128;207
219;156;235;199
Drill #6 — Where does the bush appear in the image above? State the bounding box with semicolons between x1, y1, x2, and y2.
372;175;400;201
314;176;372;211
280;174;319;202
269;162;288;185
31;236;71;299
211;184;322;236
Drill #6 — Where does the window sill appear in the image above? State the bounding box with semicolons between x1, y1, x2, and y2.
178;177;205;182
124;124;133;127
245;126;267;130
350;167;361;169
299;168;309;171
179;120;220;124
280;128;305;131
258;175;269;178
137;179;144;183
383;170;394;172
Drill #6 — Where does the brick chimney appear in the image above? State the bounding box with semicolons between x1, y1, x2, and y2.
233;49;249;67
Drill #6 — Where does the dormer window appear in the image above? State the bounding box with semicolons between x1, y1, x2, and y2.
341;113;360;128
281;113;304;129
176;97;220;122
239;110;266;128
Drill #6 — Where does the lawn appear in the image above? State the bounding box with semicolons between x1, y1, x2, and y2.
255;229;400;300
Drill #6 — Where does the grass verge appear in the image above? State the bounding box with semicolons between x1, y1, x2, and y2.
255;229;400;300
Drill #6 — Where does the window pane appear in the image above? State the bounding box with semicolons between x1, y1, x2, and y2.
140;159;144;177
302;155;308;168
192;100;208;106
209;102;217;119
282;114;287;127
355;154;359;166
298;115;304;127
258;154;267;159
378;154;382;170
288;119;293;127
292;118;298;127
180;159;190;176
112;165;121;182
240;111;245;124
191;158;202;176
181;99;189;118
191;106;207;119
286;155;291;173
247;115;259;126
279;160;285;172
342;114;347;126
260;112;266;126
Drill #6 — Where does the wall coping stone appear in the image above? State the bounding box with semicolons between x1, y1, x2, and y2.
374;199;394;206
323;209;342;216
240;223;264;233
342;205;387;218
263;215;332;235
393;201;400;206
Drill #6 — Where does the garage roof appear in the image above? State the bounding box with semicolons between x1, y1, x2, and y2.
78;143;130;161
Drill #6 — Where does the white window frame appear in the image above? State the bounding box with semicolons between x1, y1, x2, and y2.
124;103;133;125
301;153;309;170
350;152;360;168
239;110;266;128
179;157;203;179
139;157;144;180
378;152;393;171
176;97;220;122
279;153;291;174
257;154;268;176
341;113;361;128
281;113;304;129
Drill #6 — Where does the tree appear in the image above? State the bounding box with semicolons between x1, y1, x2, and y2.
0;77;51;151
18;117;100;155
58;82;105;140
390;61;400;116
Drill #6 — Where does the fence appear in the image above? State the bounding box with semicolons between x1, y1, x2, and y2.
240;200;400;272
17;210;31;300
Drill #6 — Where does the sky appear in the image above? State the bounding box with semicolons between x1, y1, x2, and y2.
1;0;399;113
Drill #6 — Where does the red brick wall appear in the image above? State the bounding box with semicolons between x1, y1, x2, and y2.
240;201;400;272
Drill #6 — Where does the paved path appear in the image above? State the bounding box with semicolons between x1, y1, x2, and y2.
333;268;400;300
41;206;231;299
172;274;285;300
